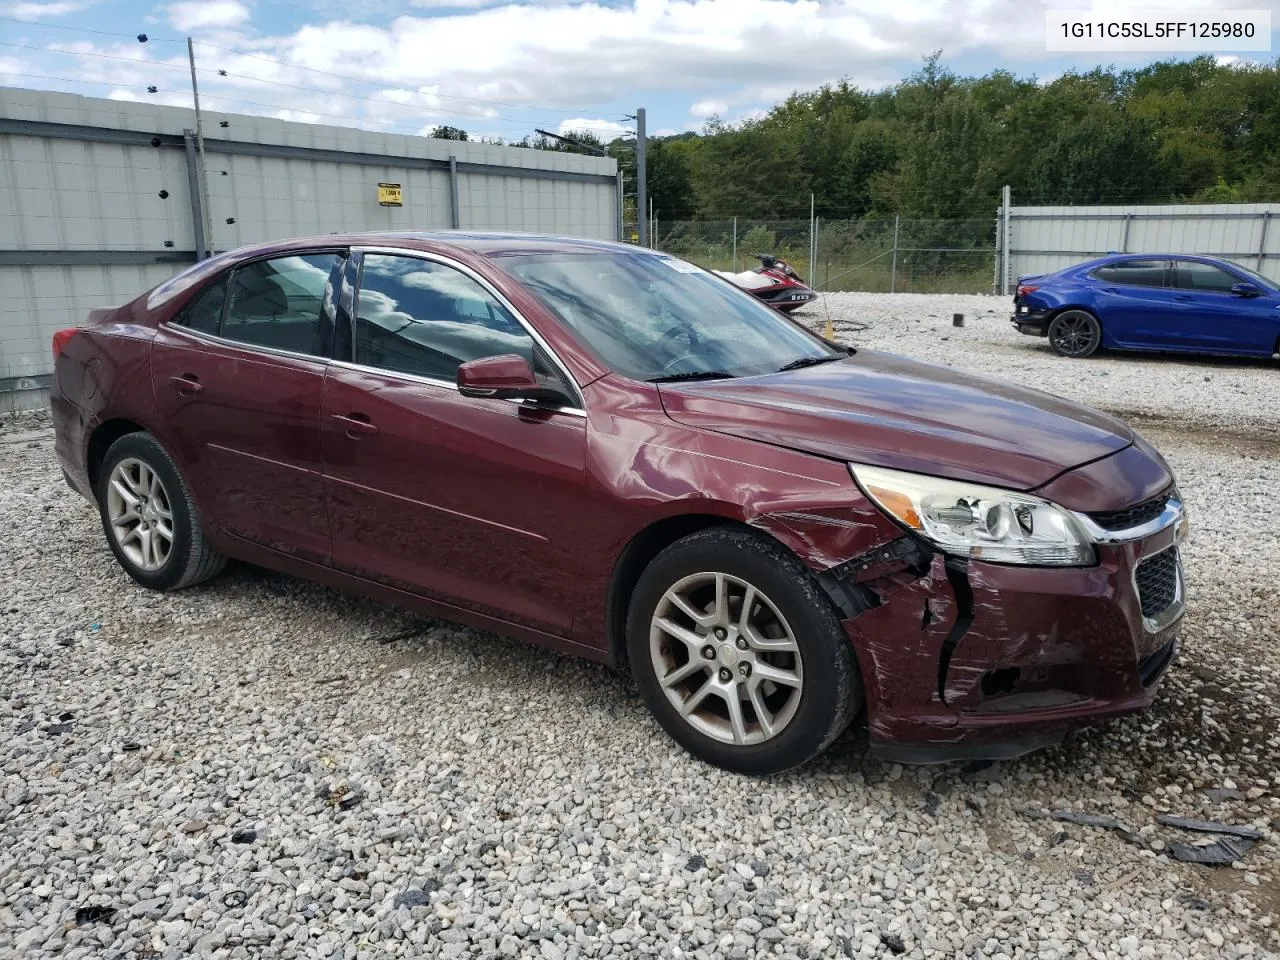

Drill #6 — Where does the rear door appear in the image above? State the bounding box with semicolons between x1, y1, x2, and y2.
1171;260;1279;355
150;250;345;563
1089;259;1176;347
320;249;587;634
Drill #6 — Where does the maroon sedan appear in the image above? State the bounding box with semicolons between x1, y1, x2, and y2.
49;232;1187;774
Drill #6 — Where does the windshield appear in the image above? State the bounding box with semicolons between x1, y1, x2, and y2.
496;251;842;382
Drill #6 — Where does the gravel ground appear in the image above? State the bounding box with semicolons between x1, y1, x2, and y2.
2;293;1278;959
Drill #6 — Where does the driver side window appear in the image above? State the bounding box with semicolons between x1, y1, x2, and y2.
1175;262;1238;293
353;254;565;388
355;254;533;381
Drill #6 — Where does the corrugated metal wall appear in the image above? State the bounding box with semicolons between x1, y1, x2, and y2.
0;87;619;404
1009;203;1280;284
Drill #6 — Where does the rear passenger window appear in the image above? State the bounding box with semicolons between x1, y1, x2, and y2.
222;254;339;356
177;276;226;334
1106;260;1167;288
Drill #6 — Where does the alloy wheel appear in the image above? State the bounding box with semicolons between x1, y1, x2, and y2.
106;457;174;572
1050;313;1100;357
649;571;804;746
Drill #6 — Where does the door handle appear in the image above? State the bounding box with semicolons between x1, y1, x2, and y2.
331;412;379;438
1173;295;1193;302
168;374;204;396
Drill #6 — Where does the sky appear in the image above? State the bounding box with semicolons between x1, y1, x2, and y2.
0;0;1277;144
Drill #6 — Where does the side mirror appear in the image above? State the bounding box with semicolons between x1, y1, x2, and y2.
1230;282;1261;297
456;354;572;405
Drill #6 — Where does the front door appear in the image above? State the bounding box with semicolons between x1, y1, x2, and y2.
320;250;587;634
1171;260;1280;354
150;251;344;563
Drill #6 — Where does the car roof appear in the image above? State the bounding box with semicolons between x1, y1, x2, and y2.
220;230;638;260
144;231;649;311
1062;252;1253;273
1080;253;1239;266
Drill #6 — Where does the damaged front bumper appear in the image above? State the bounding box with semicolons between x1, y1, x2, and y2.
840;495;1187;764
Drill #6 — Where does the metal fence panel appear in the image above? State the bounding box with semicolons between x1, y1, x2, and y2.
1009;203;1280;283
654;217;998;294
0;86;619;394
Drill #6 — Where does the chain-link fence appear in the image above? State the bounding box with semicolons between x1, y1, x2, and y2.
651;217;999;294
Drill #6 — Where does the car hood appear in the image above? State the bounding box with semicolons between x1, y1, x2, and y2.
656;350;1135;490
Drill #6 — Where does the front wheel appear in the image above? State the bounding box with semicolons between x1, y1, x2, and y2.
626;527;862;776
1047;309;1102;358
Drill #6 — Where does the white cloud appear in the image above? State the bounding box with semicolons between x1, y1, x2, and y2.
169;0;250;32
268;0;1063;116
0;1;86;18
690;99;727;118
557;117;631;140
17;0;1244;144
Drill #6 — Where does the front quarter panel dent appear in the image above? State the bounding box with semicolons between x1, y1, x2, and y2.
746;507;895;572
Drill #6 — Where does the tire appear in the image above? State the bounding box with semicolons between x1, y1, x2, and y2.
97;431;226;591
626;526;862;776
1047;309;1102;358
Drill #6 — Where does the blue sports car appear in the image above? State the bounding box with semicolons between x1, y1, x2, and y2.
1011;253;1280;360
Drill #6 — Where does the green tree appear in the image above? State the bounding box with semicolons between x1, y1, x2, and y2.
430;125;469;141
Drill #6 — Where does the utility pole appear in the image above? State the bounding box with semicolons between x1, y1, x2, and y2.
809;194;816;280
636;107;648;247
187;37;214;259
1000;184;1012;296
890;214;900;293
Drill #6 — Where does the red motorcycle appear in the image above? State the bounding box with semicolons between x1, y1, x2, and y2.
714;254;817;312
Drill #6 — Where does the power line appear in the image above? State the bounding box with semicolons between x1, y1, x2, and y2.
191;40;600;116
0;69;426;135
205;69;558;126
0;16;607;116
0;16;172;41
0;41;574;127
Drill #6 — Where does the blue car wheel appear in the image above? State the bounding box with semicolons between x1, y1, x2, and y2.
1048;310;1102;358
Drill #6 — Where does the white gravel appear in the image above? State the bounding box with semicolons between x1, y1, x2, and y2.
2;292;1278;959
804;292;1280;434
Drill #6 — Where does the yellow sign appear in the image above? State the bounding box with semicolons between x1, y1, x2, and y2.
630;232;639;243
378;182;402;206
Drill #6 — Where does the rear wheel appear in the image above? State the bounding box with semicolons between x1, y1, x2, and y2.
1047;309;1102;358
626;527;861;776
97;432;226;591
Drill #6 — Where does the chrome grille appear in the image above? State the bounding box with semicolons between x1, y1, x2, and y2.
1135;547;1179;620
1089;494;1169;532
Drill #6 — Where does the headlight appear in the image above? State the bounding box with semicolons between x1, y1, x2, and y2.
850;464;1095;566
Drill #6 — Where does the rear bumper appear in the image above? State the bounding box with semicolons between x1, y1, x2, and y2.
1011;307;1052;337
50;391;94;502
845;507;1186;764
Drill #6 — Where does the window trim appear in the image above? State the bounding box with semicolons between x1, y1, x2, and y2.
1172;258;1245;296
1088;258;1171;289
163;248;348;360
171;272;229;338
346;245;586;413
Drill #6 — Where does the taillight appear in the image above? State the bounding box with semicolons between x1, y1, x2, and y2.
52;328;78;360
1016;284;1039;298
